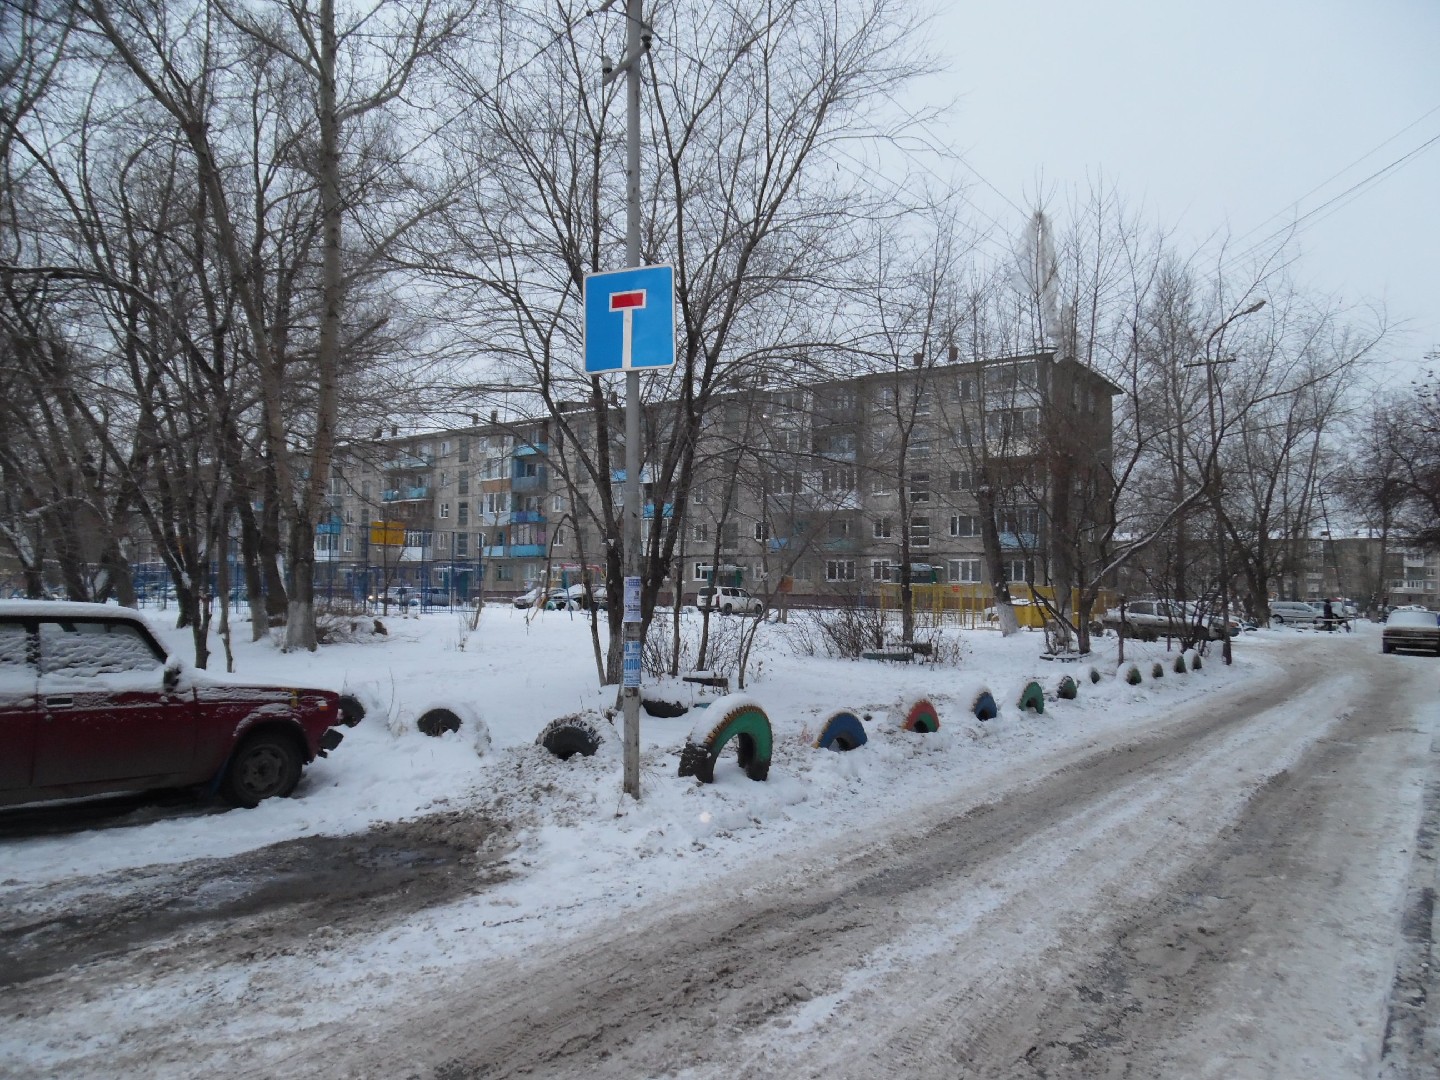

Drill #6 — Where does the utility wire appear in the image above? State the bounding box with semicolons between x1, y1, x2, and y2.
1229;101;1440;250
1221;126;1440;274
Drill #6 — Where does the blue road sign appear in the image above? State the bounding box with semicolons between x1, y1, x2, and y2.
583;265;676;373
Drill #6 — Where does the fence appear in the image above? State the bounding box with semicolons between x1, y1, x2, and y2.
874;583;1119;630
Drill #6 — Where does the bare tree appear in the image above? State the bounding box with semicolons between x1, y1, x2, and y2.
427;0;931;682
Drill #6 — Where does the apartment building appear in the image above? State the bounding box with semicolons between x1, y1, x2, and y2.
318;350;1120;604
1284;533;1439;613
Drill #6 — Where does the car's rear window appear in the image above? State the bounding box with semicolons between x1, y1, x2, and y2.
1388;611;1438;628
0;622;32;690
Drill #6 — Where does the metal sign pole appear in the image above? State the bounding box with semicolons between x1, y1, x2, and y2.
621;0;644;799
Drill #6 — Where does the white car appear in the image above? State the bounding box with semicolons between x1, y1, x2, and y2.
1268;601;1321;626
697;585;763;615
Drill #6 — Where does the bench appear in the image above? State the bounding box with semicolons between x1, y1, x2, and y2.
862;650;914;663
898;641;932;657
682;673;730;692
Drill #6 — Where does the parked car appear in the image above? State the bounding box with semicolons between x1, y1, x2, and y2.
697;585;764;616
1268;600;1321;626
1100;599;1232;641
368;588;419;610
1381;609;1440;655
0;601;344;809
512;587;544;609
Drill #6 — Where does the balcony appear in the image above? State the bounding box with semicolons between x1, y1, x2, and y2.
824;538;859;553
642;502;674;520
482;545;506;558
513;442;548;457
480;511;512;526
512;472;547;492
510;509;545;524
382;486;430;502
380;452;433;470
510;544;546;557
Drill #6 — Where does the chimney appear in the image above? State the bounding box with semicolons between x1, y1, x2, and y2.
490;409;499;422
948;345;959;363
470;413;479;425
390;425;398;438
912;352;924;368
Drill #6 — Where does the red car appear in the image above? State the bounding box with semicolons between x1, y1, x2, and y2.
0;601;344;809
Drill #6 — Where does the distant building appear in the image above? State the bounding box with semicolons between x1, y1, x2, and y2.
321;350;1121;604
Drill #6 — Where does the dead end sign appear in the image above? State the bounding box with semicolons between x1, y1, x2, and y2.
583;265;676;373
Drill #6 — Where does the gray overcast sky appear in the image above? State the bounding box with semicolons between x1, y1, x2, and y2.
916;0;1439;370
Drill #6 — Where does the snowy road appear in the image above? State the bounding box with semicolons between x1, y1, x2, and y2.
4;636;1437;1078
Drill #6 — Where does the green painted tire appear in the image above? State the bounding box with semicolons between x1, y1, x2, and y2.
678;703;772;783
1017;681;1045;714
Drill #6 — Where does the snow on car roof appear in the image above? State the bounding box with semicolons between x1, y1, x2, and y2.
0;599;147;621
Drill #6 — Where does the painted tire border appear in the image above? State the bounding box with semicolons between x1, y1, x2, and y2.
1017;680;1045;714
678;702;773;783
972;690;999;721
1056;674;1079;700
900;698;940;733
814;709;869;751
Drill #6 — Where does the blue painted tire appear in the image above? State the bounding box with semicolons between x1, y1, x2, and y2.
973;690;998;721
814;710;868;751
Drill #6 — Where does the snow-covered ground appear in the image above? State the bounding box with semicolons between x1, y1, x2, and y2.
2;603;1257;890
3;607;1433;1078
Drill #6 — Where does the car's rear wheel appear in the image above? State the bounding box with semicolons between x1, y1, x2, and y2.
722;604;733;615
221;731;303;808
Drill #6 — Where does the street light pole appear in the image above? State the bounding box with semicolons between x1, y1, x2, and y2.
1191;298;1265;664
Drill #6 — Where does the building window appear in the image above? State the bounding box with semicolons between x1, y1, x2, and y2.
950;377;973;403
949;558;981;583
459;437;470;463
910;430;932;458
872;517;893;539
455;532;469;557
821;465;855;492
693;522;710;543
870;472;893;495
878;386;896;408
825;560;856;581
552;494;565;512
458;474;469;496
950;514;981;538
909;473;930;503
771;471;800;494
458;502;469;526
343;536;355;553
1006;559;1030;583
344;508;355;525
436;532;447;550
828;518;851;539
915;390;932;416
754;520;772;541
910;517;930;548
439;502;450;519
722;522;739;547
871;560;887;581
950;468;975;492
